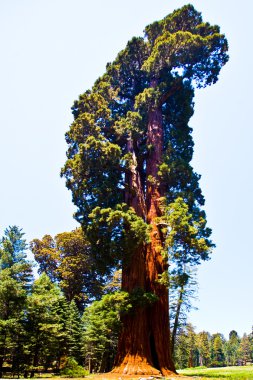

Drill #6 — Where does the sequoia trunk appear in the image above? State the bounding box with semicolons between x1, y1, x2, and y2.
112;135;159;375
112;243;159;375
145;106;175;375
112;105;175;375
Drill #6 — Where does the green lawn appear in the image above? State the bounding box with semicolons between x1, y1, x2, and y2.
178;365;253;379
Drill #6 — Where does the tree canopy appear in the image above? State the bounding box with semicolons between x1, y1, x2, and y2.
30;228;103;310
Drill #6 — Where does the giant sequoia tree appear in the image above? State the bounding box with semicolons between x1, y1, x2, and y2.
62;5;228;375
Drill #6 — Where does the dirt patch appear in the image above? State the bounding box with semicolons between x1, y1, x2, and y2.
85;373;197;380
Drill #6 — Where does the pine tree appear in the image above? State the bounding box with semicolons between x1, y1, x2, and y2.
0;226;33;376
62;5;228;375
174;324;198;369
25;273;68;374
238;334;251;365
224;330;240;366
197;331;211;367
82;292;131;373
66;300;83;364
210;333;225;367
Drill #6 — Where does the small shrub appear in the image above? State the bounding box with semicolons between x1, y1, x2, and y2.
60;357;88;378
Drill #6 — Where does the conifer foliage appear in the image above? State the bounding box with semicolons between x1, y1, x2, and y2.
62;4;228;375
0;226;33;377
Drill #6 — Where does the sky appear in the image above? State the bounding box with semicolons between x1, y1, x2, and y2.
0;0;252;339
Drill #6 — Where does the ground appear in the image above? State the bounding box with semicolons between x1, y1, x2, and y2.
87;374;192;380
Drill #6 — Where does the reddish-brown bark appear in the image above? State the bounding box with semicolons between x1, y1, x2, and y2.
124;135;146;219
113;135;157;375
145;106;176;375
112;94;175;375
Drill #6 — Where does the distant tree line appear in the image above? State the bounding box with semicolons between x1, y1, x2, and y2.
174;324;253;369
0;225;252;377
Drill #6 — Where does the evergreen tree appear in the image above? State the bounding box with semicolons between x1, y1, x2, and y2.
224;330;240;366
66;300;83;364
238;334;251;365
186;324;198;368
25;273;68;374
0;226;33;287
82;292;131;373
0;226;33;376
170;268;198;355
174;324;198;369
163;197;211;354
211;333;225;367
62;5;228;375
174;329;189;369
197;331;211;367
248;327;253;362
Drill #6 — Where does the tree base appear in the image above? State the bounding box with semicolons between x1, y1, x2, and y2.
112;364;176;377
111;355;175;376
111;366;160;376
112;357;159;375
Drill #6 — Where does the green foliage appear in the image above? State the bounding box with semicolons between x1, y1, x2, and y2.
129;288;158;308
197;331;211;367
0;226;33;375
211;333;225;367
61;5;228;277
30;228;103;310
82;292;131;372
238;334;252;365
174;323;198;369
25;273;69;371
174;326;253;371
60;357;88;378
86;204;150;274
143;4;228;87
170;269;198;352
66;300;83;364
163;197;213;344
163;197;213;267
224;330;240;366
0;226;33;288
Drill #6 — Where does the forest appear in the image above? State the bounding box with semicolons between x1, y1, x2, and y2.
0;4;232;378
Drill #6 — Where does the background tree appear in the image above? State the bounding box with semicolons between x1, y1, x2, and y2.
25;273;68;375
211;333;225;367
173;324;198;369
82;292;131;373
224;330;240;366
170;268;198;355
174;329;190;369
163;197;212;354
248;327;253;363
30;228;102;311
0;226;33;377
62;4;228;375
197;331;211;367
65;300;83;364
238;333;251;365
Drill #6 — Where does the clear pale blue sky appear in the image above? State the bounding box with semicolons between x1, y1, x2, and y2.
0;0;252;339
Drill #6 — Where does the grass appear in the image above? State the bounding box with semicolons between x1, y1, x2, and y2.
178;365;253;379
2;367;253;380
